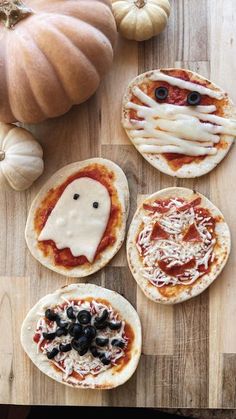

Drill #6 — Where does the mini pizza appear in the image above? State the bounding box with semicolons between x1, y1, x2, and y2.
122;68;236;178
21;284;141;389
25;158;129;277
127;187;231;304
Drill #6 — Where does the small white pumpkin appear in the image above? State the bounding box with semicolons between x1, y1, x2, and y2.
111;0;171;41
0;123;44;191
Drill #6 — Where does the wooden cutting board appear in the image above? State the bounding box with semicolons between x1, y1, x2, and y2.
0;0;236;408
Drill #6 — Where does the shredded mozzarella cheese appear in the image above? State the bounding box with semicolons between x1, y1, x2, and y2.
137;198;216;287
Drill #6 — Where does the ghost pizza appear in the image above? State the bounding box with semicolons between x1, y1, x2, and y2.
127;187;231;304
21;284;142;389
25;158;129;277
122;68;236;178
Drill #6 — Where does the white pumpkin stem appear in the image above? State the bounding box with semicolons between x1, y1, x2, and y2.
0;0;33;28
134;0;146;8
0;150;5;161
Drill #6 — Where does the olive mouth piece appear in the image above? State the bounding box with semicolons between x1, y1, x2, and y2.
0;150;5;161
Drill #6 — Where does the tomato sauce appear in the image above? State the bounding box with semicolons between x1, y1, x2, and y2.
129;69;228;170
34;164;122;269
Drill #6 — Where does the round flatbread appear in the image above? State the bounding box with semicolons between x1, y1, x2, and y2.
122;68;236;178
127;187;231;304
21;283;142;389
25;158;129;277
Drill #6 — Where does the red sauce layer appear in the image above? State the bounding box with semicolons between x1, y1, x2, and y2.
34;164;122;268
129;69;228;170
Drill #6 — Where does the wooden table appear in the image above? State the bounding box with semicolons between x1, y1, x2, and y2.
0;0;236;409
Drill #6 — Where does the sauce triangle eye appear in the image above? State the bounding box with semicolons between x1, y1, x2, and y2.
155;86;168;101
73;194;80;200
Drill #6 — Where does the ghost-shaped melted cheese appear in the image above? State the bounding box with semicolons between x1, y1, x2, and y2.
38;177;111;263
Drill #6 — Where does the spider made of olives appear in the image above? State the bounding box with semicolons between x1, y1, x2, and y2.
155;86;168;101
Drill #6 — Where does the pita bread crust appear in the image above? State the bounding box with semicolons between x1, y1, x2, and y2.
122;68;236;178
25;158;129;277
21;283;142;389
127;187;231;304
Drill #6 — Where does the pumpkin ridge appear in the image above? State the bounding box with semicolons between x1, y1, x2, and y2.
51;14;113;78
5;36;46;122
0;42;15;122
2;157;34;184
47;0;117;46
3;155;40;182
16;27;72;117
29;21;100;102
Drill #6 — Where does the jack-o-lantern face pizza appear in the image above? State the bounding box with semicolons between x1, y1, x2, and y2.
25;158;129;277
127;187;231;304
21;284;142;389
122;68;236;178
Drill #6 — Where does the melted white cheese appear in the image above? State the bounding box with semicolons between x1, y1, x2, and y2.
38;177;111;263
35;300;128;382
125;80;236;156
137;199;216;287
150;72;224;99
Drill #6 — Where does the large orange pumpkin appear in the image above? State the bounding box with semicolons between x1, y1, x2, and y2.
0;0;117;123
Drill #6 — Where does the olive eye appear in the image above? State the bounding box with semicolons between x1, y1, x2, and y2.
155;86;168;101
187;91;201;106
93;202;99;209
73;194;80;200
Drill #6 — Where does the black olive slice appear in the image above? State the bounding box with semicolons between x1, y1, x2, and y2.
71;336;89;352
90;345;99;358
94;321;108;330
77;310;91;325
68;323;82;338
47;348;59;359
45;309;58;321
56;328;68;337
99;353;111;365
83;326;97;340
108;321;122;331
111;339;125;349
93;202;99;209
66;306;76;320
95;309;109;324
95;337;109;347
187;91;201;106
155;86;168;101
56;317;68;328
73;194;80;200
59;343;72;353
43;332;56;341
78;347;89;356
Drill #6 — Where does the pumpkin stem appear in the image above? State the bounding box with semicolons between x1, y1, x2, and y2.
134;0;146;8
0;150;5;161
0;0;33;28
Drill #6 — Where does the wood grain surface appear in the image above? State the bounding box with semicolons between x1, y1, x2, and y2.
0;0;236;408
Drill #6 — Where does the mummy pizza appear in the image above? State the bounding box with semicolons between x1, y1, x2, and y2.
21;284;141;389
25;158;129;277
127;187;231;304
122;68;236;177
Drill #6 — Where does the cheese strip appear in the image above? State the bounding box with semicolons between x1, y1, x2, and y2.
149;72;224;100
138;144;217;156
